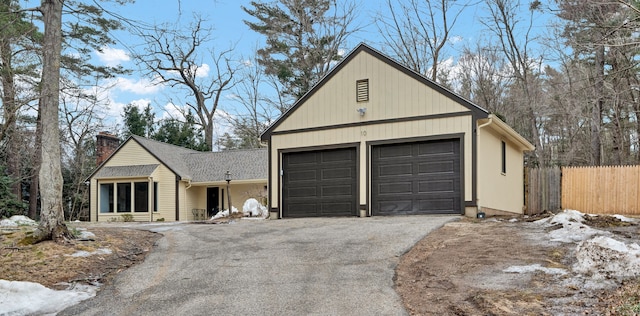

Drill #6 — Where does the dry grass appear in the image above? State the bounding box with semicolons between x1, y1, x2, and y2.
0;225;160;290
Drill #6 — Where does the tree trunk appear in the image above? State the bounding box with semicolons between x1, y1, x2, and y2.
28;111;41;220
591;44;604;166
0;27;22;202
33;0;70;242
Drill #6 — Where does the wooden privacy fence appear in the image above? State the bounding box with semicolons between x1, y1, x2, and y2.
526;165;640;215
562;165;640;215
526;167;561;215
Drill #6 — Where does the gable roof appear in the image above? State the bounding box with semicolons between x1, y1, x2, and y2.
260;43;489;141
89;135;267;182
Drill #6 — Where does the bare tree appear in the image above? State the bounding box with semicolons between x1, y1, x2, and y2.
482;0;545;165
135;16;238;151
376;0;470;82
222;55;279;149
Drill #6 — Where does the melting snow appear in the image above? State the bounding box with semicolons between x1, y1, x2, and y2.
0;215;37;227
574;236;640;281
0;280;97;315
532;210;640;284
68;248;112;258
503;264;567;275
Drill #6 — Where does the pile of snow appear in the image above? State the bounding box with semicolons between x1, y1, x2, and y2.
0;215;37;227
0;279;97;315
211;206;240;220
574;236;640;281
534;209;607;243
211;199;269;220
532;209;640;283
242;198;268;218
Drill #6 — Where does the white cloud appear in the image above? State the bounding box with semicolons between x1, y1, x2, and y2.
111;77;162;95
449;36;464;44
95;46;130;67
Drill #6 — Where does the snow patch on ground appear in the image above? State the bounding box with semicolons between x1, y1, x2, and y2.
0;215;37;227
0;279;97;315
612;214;637;223
574;236;640;281
533;209;640;285
68;248;112;258
503;264;567;275
535;209;609;243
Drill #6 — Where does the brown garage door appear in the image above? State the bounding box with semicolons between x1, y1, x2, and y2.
282;148;357;217
372;139;461;215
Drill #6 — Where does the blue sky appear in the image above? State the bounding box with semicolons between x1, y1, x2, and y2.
18;0;551;142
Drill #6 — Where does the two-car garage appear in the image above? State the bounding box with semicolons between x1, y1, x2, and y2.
281;138;462;217
263;43;533;219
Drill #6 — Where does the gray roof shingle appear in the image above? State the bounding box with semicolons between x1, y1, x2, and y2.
185;148;268;182
130;136;267;182
94;164;159;178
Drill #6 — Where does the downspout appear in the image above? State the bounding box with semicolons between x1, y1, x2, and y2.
477;116;493;135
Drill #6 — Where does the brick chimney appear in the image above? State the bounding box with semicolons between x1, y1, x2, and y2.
96;132;120;165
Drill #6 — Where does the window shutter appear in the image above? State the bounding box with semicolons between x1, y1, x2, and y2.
356;79;369;102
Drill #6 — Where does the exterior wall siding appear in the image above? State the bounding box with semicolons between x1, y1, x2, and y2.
90;140;178;222
269;115;473;211
275;52;469;132
477;126;525;214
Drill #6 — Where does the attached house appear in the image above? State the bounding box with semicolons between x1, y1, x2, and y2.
260;43;534;218
88;134;267;222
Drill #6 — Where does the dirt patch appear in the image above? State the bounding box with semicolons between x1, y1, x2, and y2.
0;225;160;290
395;217;640;315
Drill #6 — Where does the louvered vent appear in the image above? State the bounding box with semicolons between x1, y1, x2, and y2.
356;79;369;102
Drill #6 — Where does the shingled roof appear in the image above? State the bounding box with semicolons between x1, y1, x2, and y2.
91;135;267;182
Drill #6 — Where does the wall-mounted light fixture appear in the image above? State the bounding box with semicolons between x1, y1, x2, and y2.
357;108;367;116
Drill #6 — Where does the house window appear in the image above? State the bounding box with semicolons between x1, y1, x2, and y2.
99;183;113;213
356;79;369;102
117;183;131;212
501;141;506;174
134;182;148;212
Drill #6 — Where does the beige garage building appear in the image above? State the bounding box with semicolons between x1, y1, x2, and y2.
260;43;534;218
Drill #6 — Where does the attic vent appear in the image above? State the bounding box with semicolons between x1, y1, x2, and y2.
356;79;369;102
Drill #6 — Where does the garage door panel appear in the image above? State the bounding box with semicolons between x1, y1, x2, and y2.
419;161;454;174
378;200;412;213
321;149;354;162
322;168;354;180
372;139;461;215
287;186;317;198
417;198;455;211
418;141;454;155
377;182;413;195
418;180;454;193
378;143;412;159
283;148;357;217
287;151;318;165
321;185;354;197
379;164;412;177
289;170;318;182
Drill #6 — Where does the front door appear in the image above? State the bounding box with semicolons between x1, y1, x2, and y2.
207;187;220;217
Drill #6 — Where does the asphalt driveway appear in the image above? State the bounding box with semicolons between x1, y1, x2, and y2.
61;216;457;315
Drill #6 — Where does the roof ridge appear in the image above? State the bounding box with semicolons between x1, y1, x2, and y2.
131;135;202;153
